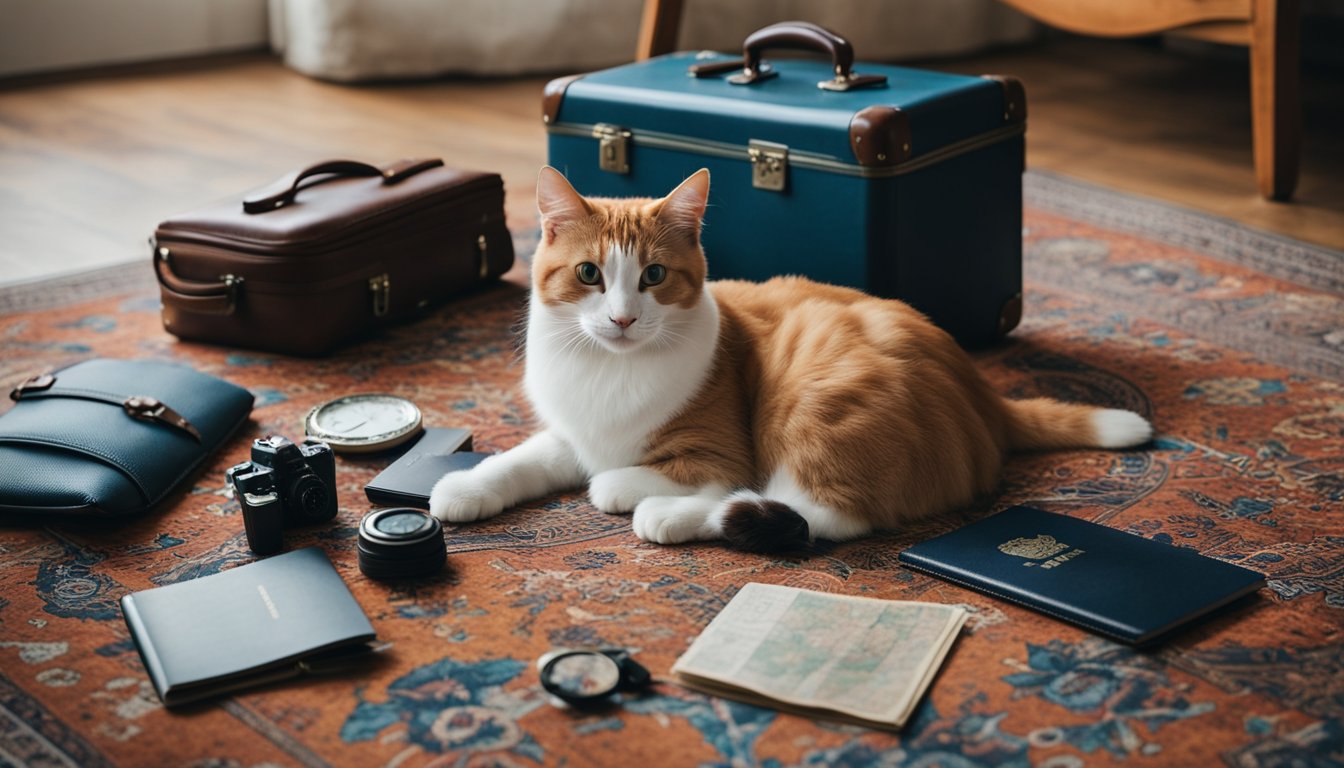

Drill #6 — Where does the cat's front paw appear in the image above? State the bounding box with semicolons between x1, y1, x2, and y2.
588;467;652;514
429;470;506;522
589;466;695;514
632;496;713;544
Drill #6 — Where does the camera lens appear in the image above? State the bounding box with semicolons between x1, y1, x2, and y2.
358;508;446;580
287;474;329;522
298;483;327;516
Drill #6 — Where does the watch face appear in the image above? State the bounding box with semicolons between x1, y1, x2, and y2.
305;395;423;453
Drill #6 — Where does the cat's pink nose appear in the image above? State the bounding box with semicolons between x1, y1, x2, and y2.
610;316;637;329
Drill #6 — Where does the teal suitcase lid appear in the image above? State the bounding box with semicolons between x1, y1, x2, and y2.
547;50;1021;172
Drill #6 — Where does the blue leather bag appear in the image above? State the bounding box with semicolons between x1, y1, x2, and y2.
0;359;254;517
544;21;1025;346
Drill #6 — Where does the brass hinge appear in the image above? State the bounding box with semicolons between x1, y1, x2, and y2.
748;140;788;192
369;273;391;317
593;123;632;174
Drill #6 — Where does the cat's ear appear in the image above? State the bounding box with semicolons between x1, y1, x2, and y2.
654;169;710;236
537;166;592;244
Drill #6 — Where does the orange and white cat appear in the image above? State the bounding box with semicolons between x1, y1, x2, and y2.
429;167;1152;552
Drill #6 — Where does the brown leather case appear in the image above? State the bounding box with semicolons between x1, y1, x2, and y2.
153;159;513;356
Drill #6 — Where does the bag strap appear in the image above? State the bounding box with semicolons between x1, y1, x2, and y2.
10;375;202;443
241;158;445;214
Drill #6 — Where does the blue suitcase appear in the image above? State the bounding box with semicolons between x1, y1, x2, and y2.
543;22;1025;346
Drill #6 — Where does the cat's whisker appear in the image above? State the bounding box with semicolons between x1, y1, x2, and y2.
552;330;587;358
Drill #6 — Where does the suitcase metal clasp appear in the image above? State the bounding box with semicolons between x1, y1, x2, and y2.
593;124;632;174
476;234;490;279
748;140;789;192
369;273;391;317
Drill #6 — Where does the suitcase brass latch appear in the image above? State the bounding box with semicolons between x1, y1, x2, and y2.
594;123;632;174
476;234;490;279
748;140;788;192
369;273;391;317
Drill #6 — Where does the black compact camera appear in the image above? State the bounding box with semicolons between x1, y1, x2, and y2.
226;435;338;555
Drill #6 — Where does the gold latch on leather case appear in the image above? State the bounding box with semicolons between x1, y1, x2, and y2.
220;273;242;315
476;234;490;279
748;140;788;191
594;124;632;174
369;273;391;317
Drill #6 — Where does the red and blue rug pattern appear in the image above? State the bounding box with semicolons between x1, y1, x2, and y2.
1;173;1341;766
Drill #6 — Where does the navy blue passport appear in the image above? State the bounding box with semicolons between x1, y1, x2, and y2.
898;505;1265;645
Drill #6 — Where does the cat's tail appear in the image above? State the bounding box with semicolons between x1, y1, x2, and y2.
1001;398;1153;451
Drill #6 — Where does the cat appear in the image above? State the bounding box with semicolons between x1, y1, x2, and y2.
428;167;1153;553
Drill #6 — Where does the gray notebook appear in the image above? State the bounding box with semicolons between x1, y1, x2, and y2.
120;547;377;707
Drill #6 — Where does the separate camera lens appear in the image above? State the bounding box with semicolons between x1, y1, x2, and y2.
376;510;428;535
358;508;446;580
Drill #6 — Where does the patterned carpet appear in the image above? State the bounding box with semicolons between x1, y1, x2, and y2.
1;171;1342;767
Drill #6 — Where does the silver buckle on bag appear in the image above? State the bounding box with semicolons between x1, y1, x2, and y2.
748;140;788;192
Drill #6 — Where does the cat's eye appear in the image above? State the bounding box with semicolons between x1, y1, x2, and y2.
575;262;602;286
640;264;667;287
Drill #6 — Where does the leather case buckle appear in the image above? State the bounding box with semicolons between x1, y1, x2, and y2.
10;373;55;401
123;396;203;443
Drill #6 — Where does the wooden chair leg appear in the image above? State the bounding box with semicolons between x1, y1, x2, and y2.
636;0;686;60
1250;0;1301;201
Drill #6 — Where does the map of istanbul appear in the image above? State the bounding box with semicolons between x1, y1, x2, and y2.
671;582;967;729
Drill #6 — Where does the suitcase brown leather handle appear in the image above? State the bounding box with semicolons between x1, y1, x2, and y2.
691;21;887;92
242;158;445;214
153;247;242;315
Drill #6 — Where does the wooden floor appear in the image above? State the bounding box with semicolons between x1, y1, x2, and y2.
1;35;1340;286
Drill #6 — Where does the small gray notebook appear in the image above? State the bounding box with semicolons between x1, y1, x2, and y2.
120;547;377;707
364;427;484;508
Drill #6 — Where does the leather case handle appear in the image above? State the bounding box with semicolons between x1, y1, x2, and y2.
690;21;886;91
242;158;444;214
153;246;241;316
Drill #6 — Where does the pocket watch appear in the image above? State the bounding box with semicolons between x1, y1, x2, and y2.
304;394;424;453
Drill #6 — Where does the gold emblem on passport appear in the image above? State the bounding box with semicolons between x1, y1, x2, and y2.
999;534;1085;569
999;535;1068;559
